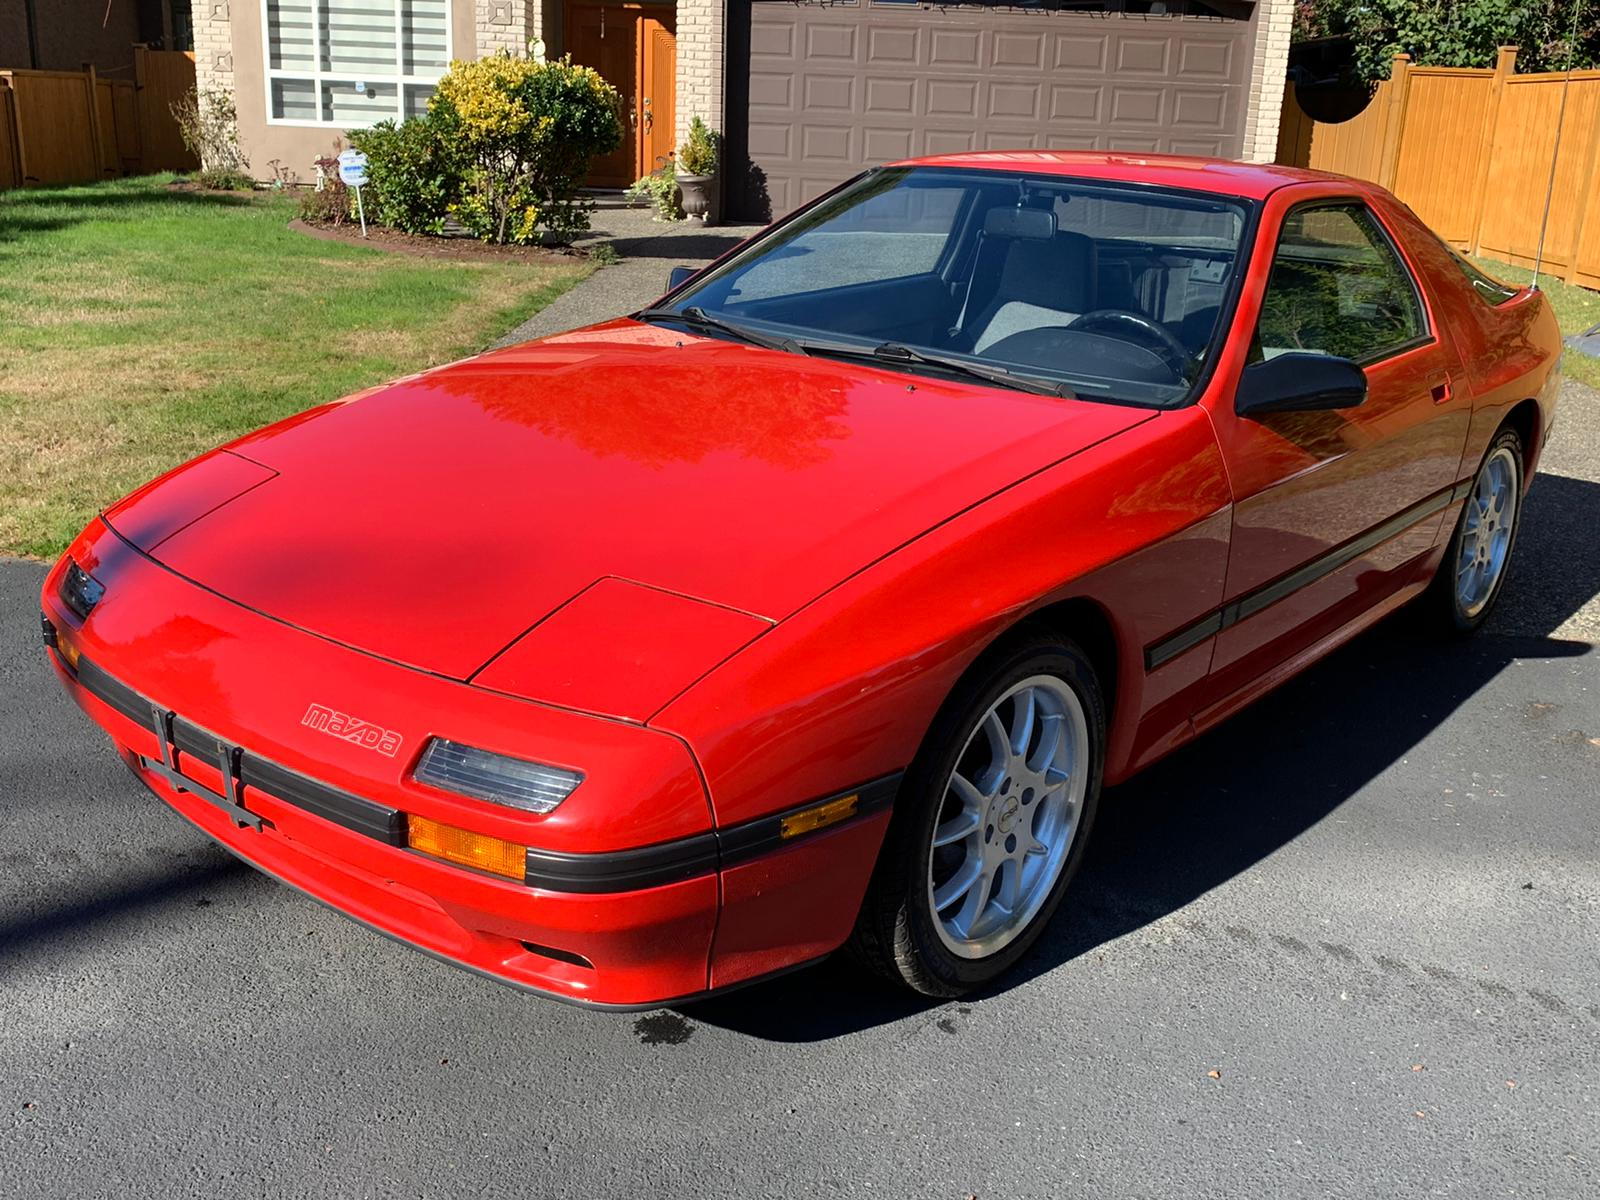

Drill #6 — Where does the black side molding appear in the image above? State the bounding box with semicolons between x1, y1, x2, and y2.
522;774;903;893
524;835;721;894
716;773;901;867
1144;481;1467;671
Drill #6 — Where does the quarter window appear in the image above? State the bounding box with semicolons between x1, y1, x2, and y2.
1447;247;1520;305
265;0;449;126
1256;203;1427;363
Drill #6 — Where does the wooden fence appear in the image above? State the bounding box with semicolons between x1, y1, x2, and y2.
1278;47;1600;290
134;48;201;175
0;48;199;191
0;82;17;190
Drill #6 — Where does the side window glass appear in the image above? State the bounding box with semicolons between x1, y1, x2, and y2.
1257;204;1427;362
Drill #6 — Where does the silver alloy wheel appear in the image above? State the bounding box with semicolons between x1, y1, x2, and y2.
1456;446;1519;619
927;674;1089;960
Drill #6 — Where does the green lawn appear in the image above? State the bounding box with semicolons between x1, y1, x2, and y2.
0;175;590;558
1472;256;1600;389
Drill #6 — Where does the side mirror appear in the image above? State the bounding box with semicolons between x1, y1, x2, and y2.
666;265;697;291
1236;352;1367;417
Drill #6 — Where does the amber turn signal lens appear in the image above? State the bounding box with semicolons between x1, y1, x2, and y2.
406;814;526;881
779;793;859;839
55;629;82;673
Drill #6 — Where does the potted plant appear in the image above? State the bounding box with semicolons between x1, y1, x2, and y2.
627;158;682;221
675;116;720;225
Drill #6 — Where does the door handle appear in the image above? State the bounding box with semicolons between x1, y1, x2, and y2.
1430;376;1452;404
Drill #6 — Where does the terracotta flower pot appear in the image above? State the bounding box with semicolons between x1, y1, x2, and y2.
676;172;716;225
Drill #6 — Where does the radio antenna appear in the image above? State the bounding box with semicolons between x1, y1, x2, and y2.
1531;0;1586;292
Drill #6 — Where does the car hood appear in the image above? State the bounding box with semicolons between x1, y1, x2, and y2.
112;321;1152;681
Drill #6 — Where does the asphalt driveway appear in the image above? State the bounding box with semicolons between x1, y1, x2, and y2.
4;262;1599;1194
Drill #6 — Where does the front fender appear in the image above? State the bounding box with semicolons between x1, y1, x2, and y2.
652;403;1231;827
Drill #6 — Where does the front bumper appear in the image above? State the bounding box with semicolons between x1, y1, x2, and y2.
120;743;721;1008
42;522;896;1007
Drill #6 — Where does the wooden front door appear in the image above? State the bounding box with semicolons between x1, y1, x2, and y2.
565;2;677;188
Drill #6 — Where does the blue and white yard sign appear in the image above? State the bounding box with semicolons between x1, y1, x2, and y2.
337;150;369;236
337;150;368;188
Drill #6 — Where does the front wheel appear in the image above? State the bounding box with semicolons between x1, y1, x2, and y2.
848;629;1105;996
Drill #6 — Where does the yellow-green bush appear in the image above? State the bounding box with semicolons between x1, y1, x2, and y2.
676;117;719;177
430;54;622;244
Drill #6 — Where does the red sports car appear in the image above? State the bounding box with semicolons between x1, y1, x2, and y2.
42;153;1559;1006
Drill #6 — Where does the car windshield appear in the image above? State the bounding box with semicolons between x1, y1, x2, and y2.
653;166;1253;407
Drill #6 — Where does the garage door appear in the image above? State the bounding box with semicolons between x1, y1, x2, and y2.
731;1;1256;220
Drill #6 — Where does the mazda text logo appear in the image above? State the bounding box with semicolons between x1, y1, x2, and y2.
301;703;403;757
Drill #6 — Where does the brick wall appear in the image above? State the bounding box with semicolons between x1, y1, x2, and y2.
192;0;235;98
476;0;541;57
1241;0;1292;162
674;0;723;144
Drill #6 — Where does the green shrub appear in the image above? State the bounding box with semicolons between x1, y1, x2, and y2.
430;54;623;244
627;161;682;220
198;168;254;192
298;185;350;226
1296;0;1600;81
676;116;719;177
348;114;464;235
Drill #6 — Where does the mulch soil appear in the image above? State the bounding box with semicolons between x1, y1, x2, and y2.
289;218;591;263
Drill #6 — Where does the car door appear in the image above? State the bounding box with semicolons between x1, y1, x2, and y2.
1198;188;1472;711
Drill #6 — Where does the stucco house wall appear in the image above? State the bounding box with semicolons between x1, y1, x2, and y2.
197;0;1294;184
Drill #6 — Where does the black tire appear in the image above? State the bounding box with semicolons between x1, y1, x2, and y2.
1421;427;1525;635
847;627;1106;996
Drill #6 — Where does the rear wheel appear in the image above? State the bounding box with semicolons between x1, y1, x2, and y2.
1424;428;1525;634
849;629;1105;996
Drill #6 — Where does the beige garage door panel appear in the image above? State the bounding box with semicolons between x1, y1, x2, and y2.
743;3;1254;218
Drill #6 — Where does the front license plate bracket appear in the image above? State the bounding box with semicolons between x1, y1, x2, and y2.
139;713;265;832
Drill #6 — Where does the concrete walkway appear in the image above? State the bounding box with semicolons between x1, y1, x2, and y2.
493;201;763;347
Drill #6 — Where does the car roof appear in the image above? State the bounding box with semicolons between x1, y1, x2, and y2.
888;150;1356;201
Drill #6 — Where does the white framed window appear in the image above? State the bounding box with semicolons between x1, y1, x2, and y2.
264;0;451;127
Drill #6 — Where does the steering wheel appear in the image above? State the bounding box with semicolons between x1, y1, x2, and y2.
1067;309;1193;380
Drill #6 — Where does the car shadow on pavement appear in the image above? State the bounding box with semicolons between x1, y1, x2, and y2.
683;471;1600;1042
602;232;754;262
0;852;254;967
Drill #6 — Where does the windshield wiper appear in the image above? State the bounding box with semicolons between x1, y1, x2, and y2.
633;311;1074;397
863;343;1076;399
634;306;803;355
